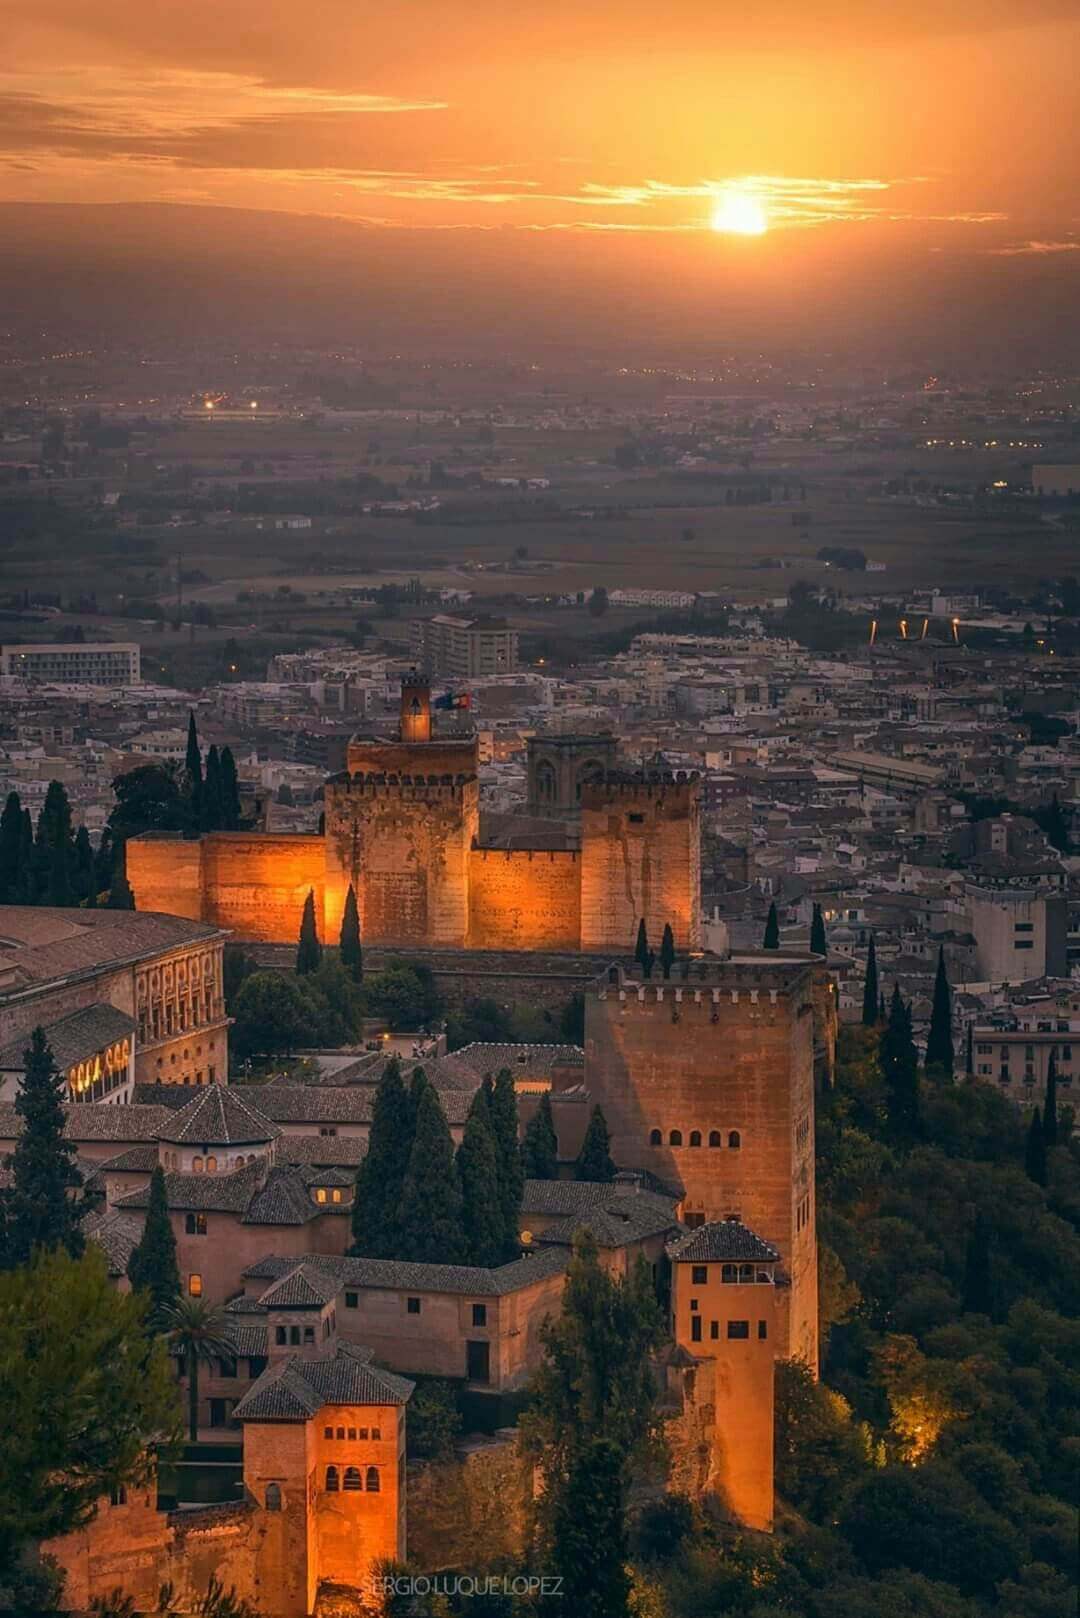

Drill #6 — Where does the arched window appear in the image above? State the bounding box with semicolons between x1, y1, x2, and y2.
708;1131;722;1147
728;1131;741;1149
205;1155;217;1173
669;1130;682;1146
535;760;557;802
343;1466;362;1491
265;1483;282;1511
325;1466;339;1492
649;1129;662;1146
192;1156;204;1173
366;1466;380;1493
689;1131;702;1148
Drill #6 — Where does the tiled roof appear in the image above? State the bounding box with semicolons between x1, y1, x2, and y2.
132;1083;198;1111
115;1159;268;1215
451;1043;584;1081
0;907;224;994
279;1135;368;1169
666;1221;780;1264
521;1179;676;1217
255;1084;472;1127
0;1102;173;1145
159;1085;281;1146
85;1209;144;1277
94;1144;161;1175
535;1198;680;1251
242;1168;322;1227
258;1264;342;1309
0;1003;136;1073
243;1243;570;1298
231;1343;413;1422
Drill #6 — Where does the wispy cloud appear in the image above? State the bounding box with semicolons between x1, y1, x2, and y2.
986;238;1079;255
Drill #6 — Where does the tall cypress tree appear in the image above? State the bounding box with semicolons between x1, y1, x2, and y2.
763;901;780;950
127;1165;180;1319
14;810;35;903
339;883;363;981
489;1068;524;1262
201;745;224;833
880;984;919;1142
1043;1057;1059;1148
0;790;22;902
962;1213;994;1318
185;709;203;811
810;903;828;957
396;1084;466;1264
296;889;322;974
1025;1106;1047;1187
457;1109;505;1267
35;781;74;905
521;1092;559;1180
219;746;242;830
0;1028;85;1269
965;1022;974;1077
634;919;649;975
659;923;676;980
73;824;95;904
107;854;136;910
350;1059;414;1258
925;946;954;1075
862;935;880;1027
576;1105;616;1182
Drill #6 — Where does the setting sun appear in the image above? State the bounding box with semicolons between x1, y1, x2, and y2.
711;190;768;235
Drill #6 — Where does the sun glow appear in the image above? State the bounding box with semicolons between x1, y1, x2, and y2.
711;190;768;235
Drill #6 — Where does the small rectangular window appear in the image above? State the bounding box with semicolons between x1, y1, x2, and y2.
472;1303;487;1327
691;1265;708;1286
371;1427;381;1441
727;1320;750;1339
358;1427;369;1441
324;1426;333;1439
689;1298;698;1311
710;1320;719;1340
345;1291;358;1309
347;1427;357;1440
691;1316;702;1342
757;1320;768;1340
407;1297;421;1315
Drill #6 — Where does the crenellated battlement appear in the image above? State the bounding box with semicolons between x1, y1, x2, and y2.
326;770;478;800
582;769;700;798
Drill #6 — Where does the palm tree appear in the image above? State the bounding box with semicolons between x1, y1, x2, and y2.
160;1297;235;1442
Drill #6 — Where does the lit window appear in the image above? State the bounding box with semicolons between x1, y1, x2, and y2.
188;1274;202;1297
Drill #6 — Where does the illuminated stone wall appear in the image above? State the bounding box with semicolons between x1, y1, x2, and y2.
584;960;818;1367
579;775;701;953
323;774;478;948
127;833;324;945
466;849;581;951
126;836;204;920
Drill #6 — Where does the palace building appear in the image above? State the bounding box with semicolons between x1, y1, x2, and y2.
126;676;702;955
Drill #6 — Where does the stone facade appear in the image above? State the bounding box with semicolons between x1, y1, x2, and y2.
584;958;818;1367
127;682;700;955
134;939;229;1086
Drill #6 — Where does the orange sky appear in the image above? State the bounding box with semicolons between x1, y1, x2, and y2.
3;1;1078;253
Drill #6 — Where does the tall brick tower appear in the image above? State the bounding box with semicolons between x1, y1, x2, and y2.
584;955;818;1367
579;771;701;953
322;675;479;946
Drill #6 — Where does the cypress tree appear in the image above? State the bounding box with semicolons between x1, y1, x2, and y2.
339;883;363;981
296;888;322;974
634;919;649;975
659;923;676;980
0;1028;85;1269
94;826;115;896
185;710;202;810
14;810;35;903
550;1437;632;1618
1043;1057;1059;1148
35;781;74;904
763;901;780;950
350;1058;414;1258
0;790;22;902
965;1021;974;1077
107;857;136;910
878;989;886;1024
73;824;95;904
862;935;880;1027
127;1165;180;1319
201;745;224;833
576;1105;616;1182
489;1068;525;1261
521;1092;559;1180
1024;1106;1047;1187
397;1083;466;1265
962;1213;994;1318
219;746;242;830
810;903;828;957
925;946;954;1075
880;984;919;1142
457;1109;505;1267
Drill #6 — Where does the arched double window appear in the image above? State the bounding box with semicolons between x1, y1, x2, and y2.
343;1467;362;1491
325;1466;339;1492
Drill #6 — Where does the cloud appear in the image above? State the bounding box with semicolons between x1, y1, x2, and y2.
986;238;1080;255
